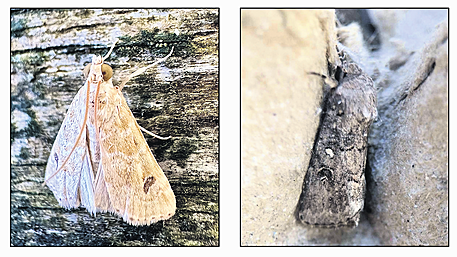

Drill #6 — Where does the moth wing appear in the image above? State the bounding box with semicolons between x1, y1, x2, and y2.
45;83;96;214
98;87;176;225
94;162;113;211
79;147;96;214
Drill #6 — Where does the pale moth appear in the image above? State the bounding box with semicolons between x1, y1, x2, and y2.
44;40;176;225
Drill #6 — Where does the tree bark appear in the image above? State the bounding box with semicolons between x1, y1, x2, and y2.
11;8;219;246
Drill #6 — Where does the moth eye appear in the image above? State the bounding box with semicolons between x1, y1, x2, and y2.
101;64;113;81
83;64;92;78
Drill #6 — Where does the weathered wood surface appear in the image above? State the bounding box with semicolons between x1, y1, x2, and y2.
11;8;219;246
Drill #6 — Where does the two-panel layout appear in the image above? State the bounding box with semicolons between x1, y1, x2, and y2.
11;8;449;246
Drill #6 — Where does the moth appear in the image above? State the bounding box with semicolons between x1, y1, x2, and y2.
44;40;176;226
297;49;377;227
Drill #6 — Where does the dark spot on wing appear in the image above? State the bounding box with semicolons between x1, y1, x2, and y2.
143;176;156;194
54;153;59;168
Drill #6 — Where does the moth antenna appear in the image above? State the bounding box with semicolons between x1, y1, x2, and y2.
94;79;102;151
307;71;328;79
118;46;174;91
102;39;119;61
92;78;112;183
43;81;93;185
307;71;339;89
139;125;171;140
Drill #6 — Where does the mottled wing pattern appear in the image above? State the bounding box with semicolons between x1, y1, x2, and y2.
298;59;377;227
45;82;97;214
96;83;176;225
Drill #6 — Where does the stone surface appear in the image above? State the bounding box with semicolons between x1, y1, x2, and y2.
11;8;219;246
365;9;448;246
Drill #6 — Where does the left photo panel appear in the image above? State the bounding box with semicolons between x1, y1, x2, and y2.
11;8;219;246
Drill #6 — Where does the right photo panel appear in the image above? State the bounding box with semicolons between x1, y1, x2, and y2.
241;8;448;246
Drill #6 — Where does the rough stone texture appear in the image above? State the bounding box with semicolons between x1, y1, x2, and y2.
11;8;219;246
365;10;448;246
241;9;448;245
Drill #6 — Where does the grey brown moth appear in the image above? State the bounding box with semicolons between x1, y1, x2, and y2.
297;50;377;227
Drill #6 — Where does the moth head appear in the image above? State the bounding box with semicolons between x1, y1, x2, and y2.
83;63;113;81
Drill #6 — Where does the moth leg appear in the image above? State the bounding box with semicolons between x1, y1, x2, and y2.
94;80;109;162
138;126;171;140
118;46;174;91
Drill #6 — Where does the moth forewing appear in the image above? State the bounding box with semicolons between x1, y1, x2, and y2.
96;79;176;225
45;41;176;225
44;79;97;214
